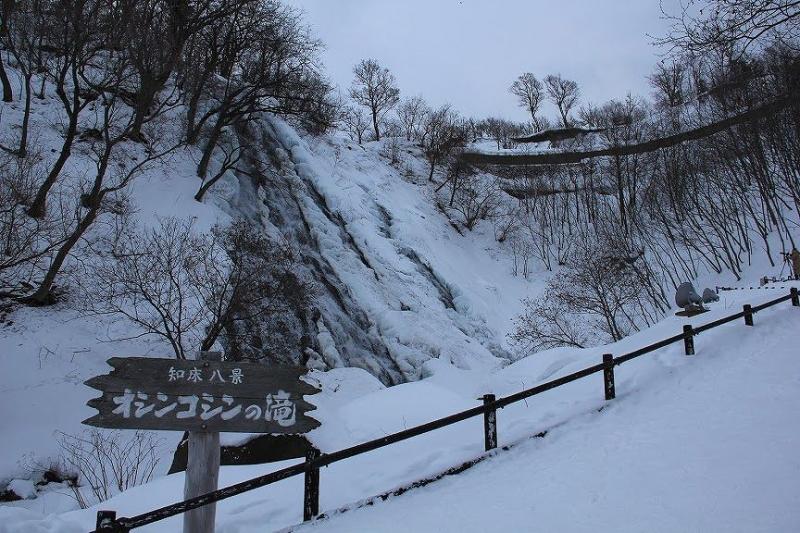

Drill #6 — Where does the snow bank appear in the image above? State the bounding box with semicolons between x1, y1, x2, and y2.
296;296;800;533
3;287;798;532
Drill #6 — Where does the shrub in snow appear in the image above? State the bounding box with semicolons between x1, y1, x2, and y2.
511;230;668;351
510;296;591;352
341;106;371;145
57;429;160;508
0;149;69;296
439;160;501;232
381;135;404;167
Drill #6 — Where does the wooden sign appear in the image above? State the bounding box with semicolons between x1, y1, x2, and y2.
84;358;321;434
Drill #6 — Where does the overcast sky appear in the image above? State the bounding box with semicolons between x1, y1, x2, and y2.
285;0;682;123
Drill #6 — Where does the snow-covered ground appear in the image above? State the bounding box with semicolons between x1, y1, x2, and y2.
298;294;800;533
2;62;798;533
2;285;797;532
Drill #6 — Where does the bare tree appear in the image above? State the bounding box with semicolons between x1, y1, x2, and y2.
0;150;65;291
25;54;181;305
596;94;651;234
544;74;581;127
529;234;656;345
660;0;800;56
117;0;257;141
649;61;688;109
189;1;330;179
481;117;520;150
443;164;500;231
27;0;105;219
396;95;428;141
502;43;798;350
86;219;215;359
341;105;370;145
510;72;545;126
85;218;310;360
421;105;467;181
0;0;14;101
0;56;11;102
381;117;403;139
509;296;590;353
464;117;481;143
180;17;222;144
0;0;48;157
209;220;312;363
194;142;244;203
349;58;400;142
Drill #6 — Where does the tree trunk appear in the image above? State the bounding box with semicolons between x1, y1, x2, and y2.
614;155;628;234
0;53;11;102
196;115;225;179
131;67;175;141
27;144;113;305
129;81;155;142
449;173;458;207
371;109;380;141
18;73;31;157
25;204;100;305
27;111;79;218
194;166;227;203
185;90;204;144
560;107;570;128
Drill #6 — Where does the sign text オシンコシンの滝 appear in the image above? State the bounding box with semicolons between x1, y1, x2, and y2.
84;358;320;433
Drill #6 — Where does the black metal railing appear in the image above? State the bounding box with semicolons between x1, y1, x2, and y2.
93;288;800;533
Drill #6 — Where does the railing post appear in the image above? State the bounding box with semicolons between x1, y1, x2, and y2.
602;354;616;400
482;394;497;451
683;324;695;356
303;447;320;522
743;304;754;326
96;511;122;533
792;287;799;307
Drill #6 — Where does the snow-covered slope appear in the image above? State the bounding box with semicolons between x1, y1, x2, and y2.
3;286;798;532
3;64;798;530
0;100;537;487
298;295;800;533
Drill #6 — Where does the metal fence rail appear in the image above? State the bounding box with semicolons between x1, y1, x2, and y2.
93;288;800;533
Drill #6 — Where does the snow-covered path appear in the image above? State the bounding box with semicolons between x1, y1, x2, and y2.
296;306;800;533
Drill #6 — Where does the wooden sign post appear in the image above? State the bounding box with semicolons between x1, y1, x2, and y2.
84;354;321;533
184;351;221;533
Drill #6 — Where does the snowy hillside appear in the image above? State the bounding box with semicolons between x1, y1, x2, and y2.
2;0;799;531
2;284;798;532
0;90;537;488
297;292;800;533
2;65;798;531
